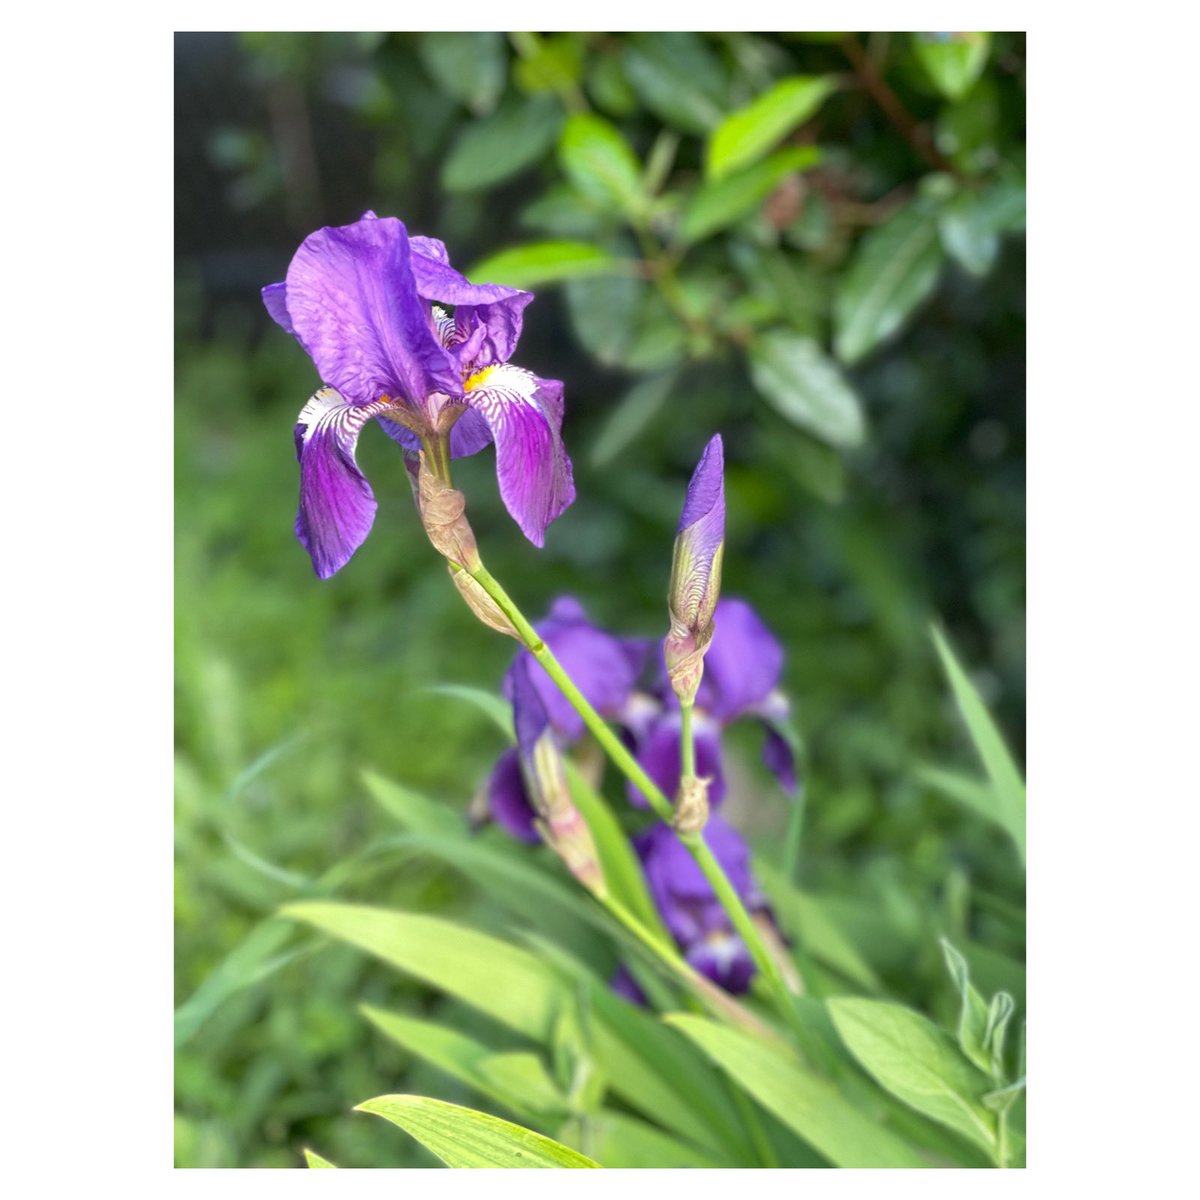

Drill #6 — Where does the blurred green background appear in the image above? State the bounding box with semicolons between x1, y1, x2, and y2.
175;31;1024;1167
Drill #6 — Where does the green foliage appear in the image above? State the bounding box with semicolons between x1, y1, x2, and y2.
707;76;835;179
176;29;1024;1169
666;1015;925;1166
357;1094;601;1167
931;626;1026;861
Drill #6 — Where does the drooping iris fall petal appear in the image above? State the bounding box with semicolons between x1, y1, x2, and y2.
464;366;575;547
293;387;397;579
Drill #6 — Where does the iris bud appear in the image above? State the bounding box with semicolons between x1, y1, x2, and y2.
664;435;725;705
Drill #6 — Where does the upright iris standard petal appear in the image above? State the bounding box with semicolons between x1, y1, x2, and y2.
410;239;535;368
464;365;576;547
293;387;397;579
697;597;785;720
285;215;461;408
665;435;725;705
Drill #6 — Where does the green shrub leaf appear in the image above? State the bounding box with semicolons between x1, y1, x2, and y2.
749;329;865;448
558;114;646;217
466;241;624;290
707;76;835;180
441;95;561;192
833;201;944;364
912;33;991;102
680;146;820;244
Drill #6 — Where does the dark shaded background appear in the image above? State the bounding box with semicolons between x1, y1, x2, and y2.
175;31;1024;1167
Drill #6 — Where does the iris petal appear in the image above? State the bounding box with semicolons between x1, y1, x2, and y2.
486;747;540;843
293;387;395;579
465;365;575;546
285;215;460;408
696;598;785;720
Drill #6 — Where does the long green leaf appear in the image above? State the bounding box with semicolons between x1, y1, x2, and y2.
563;759;668;939
573;1110;727;1168
361;771;460;836
707;75;835;179
362;1005;564;1121
425;683;514;738
666;1015;925;1167
357;1094;601;1168
827;997;997;1155
174;918;298;1048
834;201;944;363
302;1148;336;1168
931;625;1026;863
283;902;737;1153
756;863;882;992
283;902;565;1042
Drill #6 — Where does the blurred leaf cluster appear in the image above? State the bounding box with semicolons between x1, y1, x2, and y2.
175;30;1024;1167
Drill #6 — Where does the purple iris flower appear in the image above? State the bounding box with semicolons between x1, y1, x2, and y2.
636;814;771;994
486;597;647;841
263;212;575;578
631;596;799;809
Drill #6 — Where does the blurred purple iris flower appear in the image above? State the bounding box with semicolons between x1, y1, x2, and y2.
629;597;798;810
263;212;574;578
486;597;647;842
636;814;772;993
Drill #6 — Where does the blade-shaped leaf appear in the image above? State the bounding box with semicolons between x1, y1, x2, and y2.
303;1148;336;1168
362;1004;564;1121
284;902;739;1154
572;1110;728;1168
757;863;882;992
426;683;514;738
563;758;670;940
707;75;835;180
284;902;565;1042
666;1014;925;1167
931;625;1026;863
749;329;865;448
827;997;997;1154
834;201;944;364
361;771;460;836
357;1094;601;1167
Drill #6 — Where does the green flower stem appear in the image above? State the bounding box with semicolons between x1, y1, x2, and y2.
465;561;798;1030
602;894;777;1040
469;563;676;826
680;700;697;781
